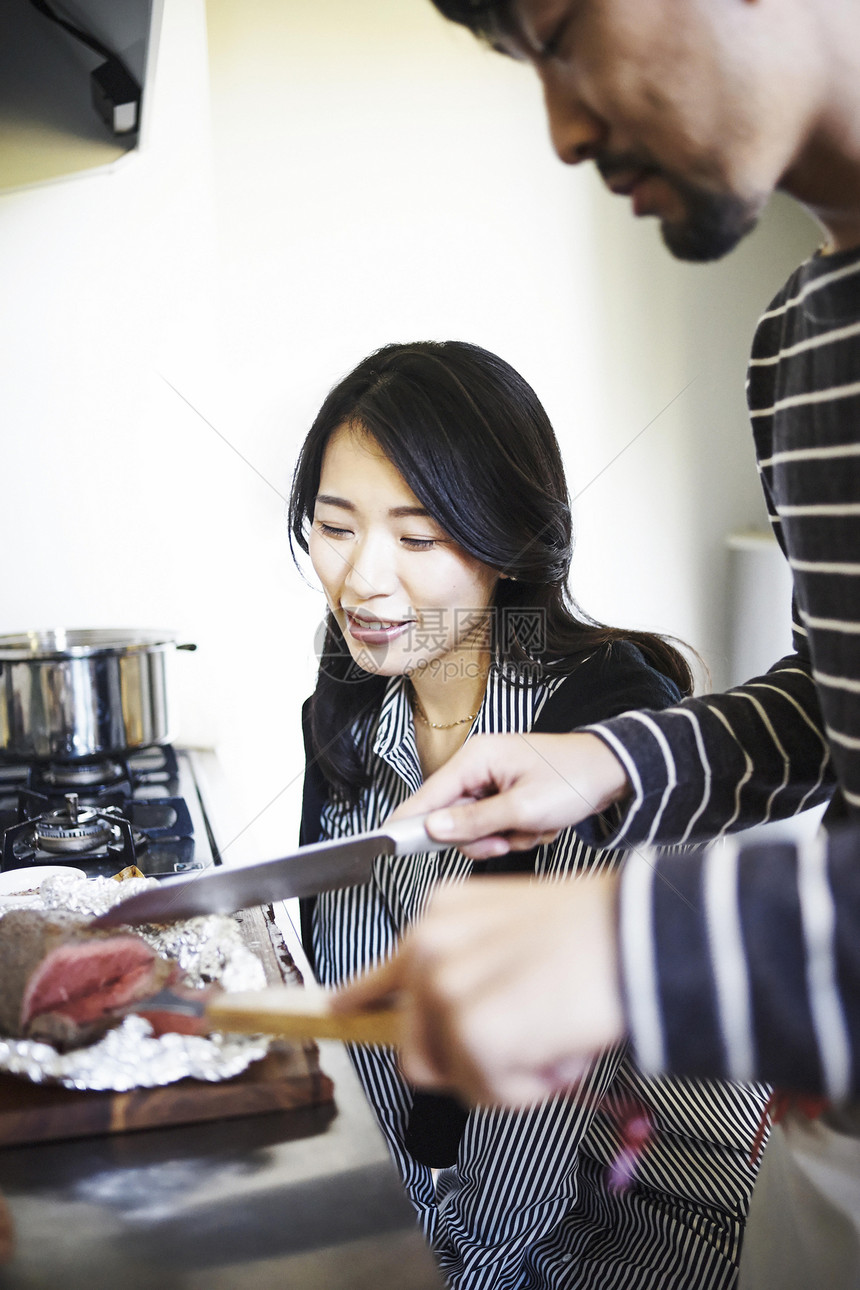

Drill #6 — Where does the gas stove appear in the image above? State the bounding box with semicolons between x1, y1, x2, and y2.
0;746;217;879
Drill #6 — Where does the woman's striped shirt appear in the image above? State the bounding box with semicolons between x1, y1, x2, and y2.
309;656;768;1289
586;247;860;1098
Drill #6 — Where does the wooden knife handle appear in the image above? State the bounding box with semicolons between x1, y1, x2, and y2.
205;986;402;1047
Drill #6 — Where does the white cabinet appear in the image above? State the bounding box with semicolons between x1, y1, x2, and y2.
725;529;794;686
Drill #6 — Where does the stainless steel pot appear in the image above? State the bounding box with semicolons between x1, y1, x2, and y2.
0;630;195;762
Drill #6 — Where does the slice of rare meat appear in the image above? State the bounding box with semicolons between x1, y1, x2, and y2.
0;909;176;1050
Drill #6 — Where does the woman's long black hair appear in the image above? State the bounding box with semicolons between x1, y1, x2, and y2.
289;340;693;803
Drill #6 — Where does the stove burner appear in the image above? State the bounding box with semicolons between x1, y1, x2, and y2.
0;747;208;879
34;794;118;855
40;760;126;789
2;792;148;873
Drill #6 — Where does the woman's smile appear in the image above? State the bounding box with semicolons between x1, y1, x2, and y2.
344;610;416;646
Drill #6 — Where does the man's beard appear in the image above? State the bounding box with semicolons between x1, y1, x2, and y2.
597;153;761;262
660;175;760;262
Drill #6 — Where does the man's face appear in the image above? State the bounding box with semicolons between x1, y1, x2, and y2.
504;0;792;262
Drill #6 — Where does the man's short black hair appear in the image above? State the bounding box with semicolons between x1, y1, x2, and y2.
428;0;515;45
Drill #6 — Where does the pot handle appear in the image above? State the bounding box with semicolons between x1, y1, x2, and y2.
176;643;197;651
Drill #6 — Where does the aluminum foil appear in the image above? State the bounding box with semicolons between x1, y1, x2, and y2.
0;874;273;1091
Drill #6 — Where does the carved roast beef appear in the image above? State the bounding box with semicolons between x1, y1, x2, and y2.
0;909;176;1050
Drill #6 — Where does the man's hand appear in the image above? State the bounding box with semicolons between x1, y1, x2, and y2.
332;873;626;1106
390;731;631;859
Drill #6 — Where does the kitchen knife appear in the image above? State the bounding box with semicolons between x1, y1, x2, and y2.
90;814;438;928
135;983;403;1047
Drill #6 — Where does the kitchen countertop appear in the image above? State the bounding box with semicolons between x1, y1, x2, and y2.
0;750;445;1290
0;1038;443;1289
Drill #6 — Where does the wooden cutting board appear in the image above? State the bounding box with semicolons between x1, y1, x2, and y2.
0;905;334;1147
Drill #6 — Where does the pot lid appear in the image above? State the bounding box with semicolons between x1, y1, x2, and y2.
0;629;179;661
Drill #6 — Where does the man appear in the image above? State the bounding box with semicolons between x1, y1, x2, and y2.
335;0;860;1245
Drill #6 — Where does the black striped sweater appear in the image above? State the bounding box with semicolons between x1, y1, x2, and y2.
309;655;768;1289
587;247;860;1102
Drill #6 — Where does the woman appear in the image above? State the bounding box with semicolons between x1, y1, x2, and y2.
289;340;767;1289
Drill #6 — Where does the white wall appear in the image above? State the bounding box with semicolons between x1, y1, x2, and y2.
0;0;820;860
568;177;818;689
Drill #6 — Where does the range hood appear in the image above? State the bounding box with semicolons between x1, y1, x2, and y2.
0;0;159;193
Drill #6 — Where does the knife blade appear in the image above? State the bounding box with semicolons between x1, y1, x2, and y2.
91;814;438;929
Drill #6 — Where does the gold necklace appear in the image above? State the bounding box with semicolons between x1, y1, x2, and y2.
412;691;478;730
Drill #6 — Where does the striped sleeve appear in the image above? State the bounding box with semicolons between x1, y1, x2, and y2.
619;828;860;1098
579;651;834;849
